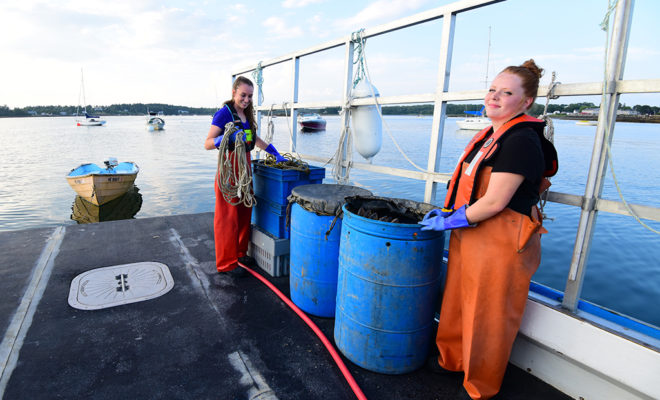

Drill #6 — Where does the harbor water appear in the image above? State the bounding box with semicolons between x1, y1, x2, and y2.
1;114;659;327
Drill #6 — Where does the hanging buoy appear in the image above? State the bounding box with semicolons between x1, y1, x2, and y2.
351;79;382;161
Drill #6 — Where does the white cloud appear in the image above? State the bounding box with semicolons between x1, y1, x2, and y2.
282;0;324;8
263;16;304;39
334;0;429;31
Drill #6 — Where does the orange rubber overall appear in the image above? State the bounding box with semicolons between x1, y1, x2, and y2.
213;151;252;272
435;166;546;400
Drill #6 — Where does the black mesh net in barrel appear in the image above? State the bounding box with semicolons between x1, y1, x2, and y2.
344;196;436;224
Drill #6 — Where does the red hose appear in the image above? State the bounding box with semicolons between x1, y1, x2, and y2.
237;263;368;400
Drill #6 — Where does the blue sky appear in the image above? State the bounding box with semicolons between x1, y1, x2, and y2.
1;0;658;108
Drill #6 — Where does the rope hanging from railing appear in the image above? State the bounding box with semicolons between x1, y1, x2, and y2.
264;104;275;144
537;71;560;218
351;29;367;88
252;61;264;102
331;96;354;184
597;0;659;234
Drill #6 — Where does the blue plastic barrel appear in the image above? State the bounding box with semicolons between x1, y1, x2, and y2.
334;199;444;374
289;184;372;317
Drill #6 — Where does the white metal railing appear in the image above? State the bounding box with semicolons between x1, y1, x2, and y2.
232;0;656;313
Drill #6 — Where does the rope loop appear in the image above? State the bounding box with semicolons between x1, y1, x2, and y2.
216;122;256;207
351;29;367;88
252;61;264;101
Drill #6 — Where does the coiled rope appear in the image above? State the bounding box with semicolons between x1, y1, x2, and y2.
216;122;256;207
598;0;659;234
261;153;310;173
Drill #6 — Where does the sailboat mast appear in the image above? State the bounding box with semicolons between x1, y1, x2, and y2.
80;68;87;114
484;26;491;89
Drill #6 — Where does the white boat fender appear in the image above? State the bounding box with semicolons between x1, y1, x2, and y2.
351;79;382;161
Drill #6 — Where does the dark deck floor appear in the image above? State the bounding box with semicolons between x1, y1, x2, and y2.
0;213;571;399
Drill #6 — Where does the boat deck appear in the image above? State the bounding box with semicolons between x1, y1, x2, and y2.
0;213;571;399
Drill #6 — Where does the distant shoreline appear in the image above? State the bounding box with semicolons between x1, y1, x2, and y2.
545;114;660;124
4;112;660;124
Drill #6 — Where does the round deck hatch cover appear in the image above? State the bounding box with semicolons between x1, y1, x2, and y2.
68;262;174;310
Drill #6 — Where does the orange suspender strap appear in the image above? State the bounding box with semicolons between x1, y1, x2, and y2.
443;115;545;210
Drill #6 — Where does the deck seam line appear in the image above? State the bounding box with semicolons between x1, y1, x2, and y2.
168;228;222;316
0;226;65;396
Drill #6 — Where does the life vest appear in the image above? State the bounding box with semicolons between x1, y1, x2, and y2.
224;103;256;152
443;114;558;211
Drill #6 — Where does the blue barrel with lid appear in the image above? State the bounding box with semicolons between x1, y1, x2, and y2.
288;184;372;317
334;196;444;374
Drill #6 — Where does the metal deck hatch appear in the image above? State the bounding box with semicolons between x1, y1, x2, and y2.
68;262;174;310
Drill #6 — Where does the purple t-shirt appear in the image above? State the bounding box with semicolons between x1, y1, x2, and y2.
211;105;250;133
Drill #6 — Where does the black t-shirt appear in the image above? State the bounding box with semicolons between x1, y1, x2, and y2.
464;125;545;216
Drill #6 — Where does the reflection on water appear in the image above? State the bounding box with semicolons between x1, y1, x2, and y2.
71;185;143;224
300;127;326;133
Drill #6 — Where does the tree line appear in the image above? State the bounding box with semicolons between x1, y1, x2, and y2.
0;103;216;117
2;101;659;118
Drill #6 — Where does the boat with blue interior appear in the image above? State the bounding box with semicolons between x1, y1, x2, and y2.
65;157;139;206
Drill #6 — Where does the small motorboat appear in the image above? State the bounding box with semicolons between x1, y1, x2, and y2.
146;111;165;131
66;158;139;206
456;106;489;130
77;112;106;126
298;113;327;131
576;120;598;126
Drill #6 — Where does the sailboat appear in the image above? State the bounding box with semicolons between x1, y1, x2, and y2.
456;27;492;131
76;68;106;127
456;105;490;130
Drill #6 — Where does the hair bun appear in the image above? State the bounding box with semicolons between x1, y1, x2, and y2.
521;59;544;80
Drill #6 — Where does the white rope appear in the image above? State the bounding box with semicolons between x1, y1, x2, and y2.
216;122;256;207
281;102;297;152
264;104;275;144
331;97;354;184
598;0;659;234
537;72;560;217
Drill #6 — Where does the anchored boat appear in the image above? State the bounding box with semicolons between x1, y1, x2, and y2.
66;158;139;206
576;119;598;126
298;113;327;130
77;112;106;126
75;68;106;127
146;111;165;131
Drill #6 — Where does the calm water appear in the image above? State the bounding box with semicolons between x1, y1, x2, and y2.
1;115;659;327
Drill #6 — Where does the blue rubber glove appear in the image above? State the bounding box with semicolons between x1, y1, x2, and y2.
422;208;453;220
265;144;286;163
214;130;246;148
419;205;473;231
213;134;225;148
